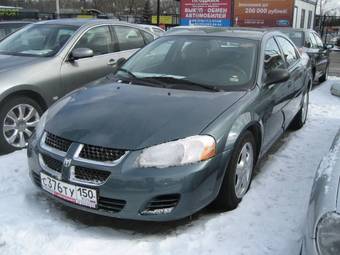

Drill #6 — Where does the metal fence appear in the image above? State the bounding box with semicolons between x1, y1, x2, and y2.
315;15;340;45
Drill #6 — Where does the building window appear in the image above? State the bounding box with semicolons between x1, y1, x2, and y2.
294;6;298;28
300;9;306;29
307;10;313;29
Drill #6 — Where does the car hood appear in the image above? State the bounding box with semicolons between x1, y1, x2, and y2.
0;54;42;73
46;81;246;150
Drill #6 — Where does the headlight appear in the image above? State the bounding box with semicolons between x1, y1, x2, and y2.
317;212;340;255
138;135;216;168
35;110;48;138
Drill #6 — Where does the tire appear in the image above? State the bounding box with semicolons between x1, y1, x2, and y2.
290;89;309;130
0;96;43;153
214;131;257;211
319;66;329;83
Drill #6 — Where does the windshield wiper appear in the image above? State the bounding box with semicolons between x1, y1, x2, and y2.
142;76;221;92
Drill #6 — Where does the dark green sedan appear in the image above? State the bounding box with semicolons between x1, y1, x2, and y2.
28;27;312;221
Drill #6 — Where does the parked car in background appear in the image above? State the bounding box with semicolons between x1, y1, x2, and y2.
301;129;340;255
274;28;331;83
0;21;31;40
138;24;165;37
0;19;155;153
167;25;210;33
28;27;311;221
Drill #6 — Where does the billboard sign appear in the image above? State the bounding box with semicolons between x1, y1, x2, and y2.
234;0;294;27
180;0;231;27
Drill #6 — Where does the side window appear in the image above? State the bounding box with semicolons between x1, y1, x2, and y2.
276;37;299;67
114;26;145;51
263;38;286;79
312;33;323;48
141;30;154;44
74;26;113;56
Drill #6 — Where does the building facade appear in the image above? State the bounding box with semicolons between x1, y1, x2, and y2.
293;0;317;29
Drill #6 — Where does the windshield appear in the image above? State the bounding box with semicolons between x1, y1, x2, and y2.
118;36;258;91
281;31;304;47
0;24;79;57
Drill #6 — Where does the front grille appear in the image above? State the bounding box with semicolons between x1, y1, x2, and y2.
144;194;180;211
79;144;126;162
45;132;72;152
98;197;126;213
41;154;63;173
74;166;110;184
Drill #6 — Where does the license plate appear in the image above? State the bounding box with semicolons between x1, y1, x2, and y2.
40;172;97;209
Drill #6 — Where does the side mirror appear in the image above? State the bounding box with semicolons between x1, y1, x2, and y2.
113;58;127;72
70;48;94;61
116;57;126;68
265;68;290;86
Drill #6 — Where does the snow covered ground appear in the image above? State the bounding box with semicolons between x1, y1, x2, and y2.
1;78;340;255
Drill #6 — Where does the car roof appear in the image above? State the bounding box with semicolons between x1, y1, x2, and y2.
164;26;274;40
269;27;317;33
0;21;32;24
35;18;133;27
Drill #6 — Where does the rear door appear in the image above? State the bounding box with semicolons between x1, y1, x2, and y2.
260;37;287;150
276;36;305;126
60;25;118;94
111;25;148;60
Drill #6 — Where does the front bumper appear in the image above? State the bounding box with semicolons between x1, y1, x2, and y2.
27;134;231;221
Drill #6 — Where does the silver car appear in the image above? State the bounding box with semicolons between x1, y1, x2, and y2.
301;129;340;255
0;19;154;153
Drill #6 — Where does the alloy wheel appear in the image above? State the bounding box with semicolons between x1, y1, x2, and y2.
234;142;254;199
3;104;40;148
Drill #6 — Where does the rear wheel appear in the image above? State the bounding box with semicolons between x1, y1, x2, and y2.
214;131;256;211
0;96;42;153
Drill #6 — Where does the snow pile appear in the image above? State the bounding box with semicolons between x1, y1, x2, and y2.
1;79;340;255
331;82;340;97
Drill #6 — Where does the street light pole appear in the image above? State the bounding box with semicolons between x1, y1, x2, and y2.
56;0;60;19
157;0;160;26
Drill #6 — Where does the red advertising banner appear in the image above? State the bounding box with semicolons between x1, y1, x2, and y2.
234;0;294;27
180;0;232;27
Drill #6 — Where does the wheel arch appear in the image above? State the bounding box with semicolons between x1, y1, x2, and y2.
0;86;48;111
225;112;263;162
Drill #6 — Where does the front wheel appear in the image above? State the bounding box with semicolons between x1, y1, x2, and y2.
0;96;42;153
214;131;256;211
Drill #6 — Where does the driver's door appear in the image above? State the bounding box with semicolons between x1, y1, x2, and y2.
60;25;118;94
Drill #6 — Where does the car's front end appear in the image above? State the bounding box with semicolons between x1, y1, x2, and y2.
26;79;246;221
28;126;232;221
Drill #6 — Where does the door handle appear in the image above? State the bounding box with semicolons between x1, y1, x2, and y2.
107;59;117;66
